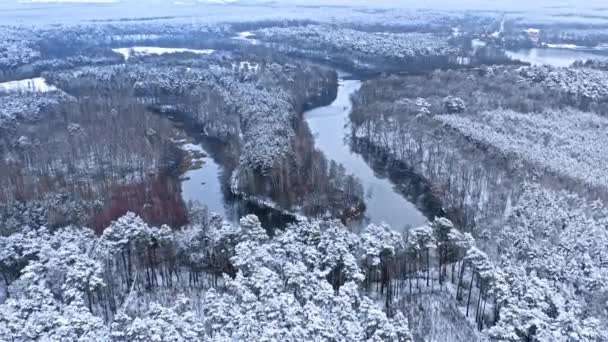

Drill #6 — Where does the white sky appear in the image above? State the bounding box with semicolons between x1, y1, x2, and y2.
3;0;608;25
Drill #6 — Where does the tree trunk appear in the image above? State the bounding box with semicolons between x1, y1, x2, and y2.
480;290;488;331
408;260;412;298
426;248;430;288
456;261;466;300
466;270;475;317
475;283;483;323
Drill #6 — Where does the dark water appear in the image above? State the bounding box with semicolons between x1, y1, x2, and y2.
178;78;428;232
304;78;428;232
178;137;295;230
179;141;225;216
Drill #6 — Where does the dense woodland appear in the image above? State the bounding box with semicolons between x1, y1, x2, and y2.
1;51;366;233
1;5;608;342
349;64;608;339
254;24;463;72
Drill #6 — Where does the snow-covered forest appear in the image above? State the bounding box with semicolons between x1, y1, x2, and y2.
349;60;608;341
254;25;462;72
2;1;608;341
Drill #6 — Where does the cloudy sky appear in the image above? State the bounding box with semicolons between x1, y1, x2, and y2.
2;0;607;25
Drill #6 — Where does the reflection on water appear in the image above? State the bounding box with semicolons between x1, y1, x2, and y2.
305;79;427;232
180;142;226;216
506;47;608;67
177;79;428;231
178;139;295;229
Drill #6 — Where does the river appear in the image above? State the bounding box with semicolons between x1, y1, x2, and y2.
180;142;226;216
304;78;428;232
178;137;295;229
179;30;428;231
178;76;428;232
506;47;608;67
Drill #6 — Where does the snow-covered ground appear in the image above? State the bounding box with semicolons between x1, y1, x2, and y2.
237;31;253;39
0;77;57;93
544;43;608;51
110;34;162;42
232;61;260;73
471;39;486;50
437;108;608;190
232;31;259;45
112;46;215;60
